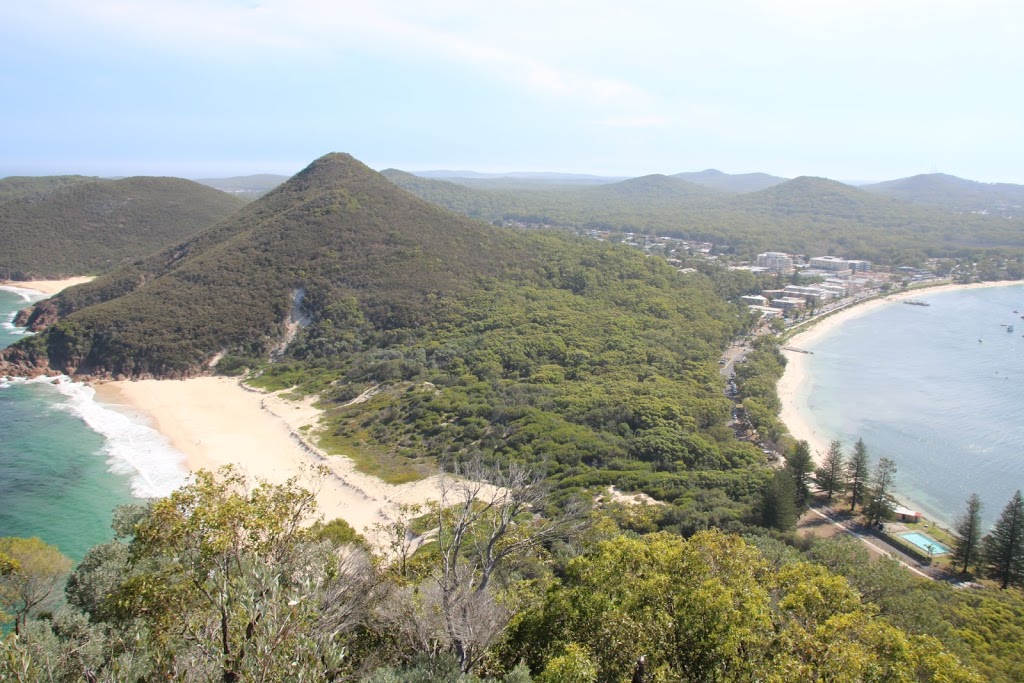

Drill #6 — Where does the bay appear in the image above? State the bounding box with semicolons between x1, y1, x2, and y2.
0;288;187;561
796;283;1024;527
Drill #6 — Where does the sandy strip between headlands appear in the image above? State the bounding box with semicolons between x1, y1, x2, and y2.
1;276;94;296
778;280;1024;464
93;377;448;537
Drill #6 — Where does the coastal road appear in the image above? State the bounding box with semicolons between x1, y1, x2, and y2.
719;345;746;378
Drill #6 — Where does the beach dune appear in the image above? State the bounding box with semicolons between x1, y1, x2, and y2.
95;377;448;537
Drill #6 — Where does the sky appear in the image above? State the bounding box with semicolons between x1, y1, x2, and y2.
2;0;1022;182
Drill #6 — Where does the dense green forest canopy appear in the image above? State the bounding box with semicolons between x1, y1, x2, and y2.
2;471;1016;682
3;153;770;527
382;169;1024;262
0;176;245;279
0;175;98;203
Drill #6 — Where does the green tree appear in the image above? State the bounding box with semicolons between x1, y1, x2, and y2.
0;537;72;636
814;440;847;500
983;490;1024;590
94;467;378;681
760;469;798;532
847;438;870;511
952;493;984;575
786;440;815;508
864;457;898;526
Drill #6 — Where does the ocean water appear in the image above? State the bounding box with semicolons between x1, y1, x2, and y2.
796;284;1024;528
0;288;187;561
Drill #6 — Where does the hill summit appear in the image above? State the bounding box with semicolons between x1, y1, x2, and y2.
3;152;758;523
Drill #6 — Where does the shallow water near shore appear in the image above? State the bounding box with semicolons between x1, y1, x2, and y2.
0;289;186;561
795;283;1024;527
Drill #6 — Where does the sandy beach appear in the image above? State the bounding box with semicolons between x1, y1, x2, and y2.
93;377;448;537
777;280;1023;463
0;276;94;296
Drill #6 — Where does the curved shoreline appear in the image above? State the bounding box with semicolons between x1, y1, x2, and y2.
777;279;1024;528
92;377;448;536
778;280;1023;464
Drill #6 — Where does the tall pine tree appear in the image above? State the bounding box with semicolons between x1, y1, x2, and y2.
847;438;870;511
983;490;1024;589
864;457;897;526
951;493;984;575
760;469;798;532
786;440;814;508
814;440;846;501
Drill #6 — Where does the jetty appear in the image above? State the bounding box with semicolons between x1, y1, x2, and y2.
782;346;814;354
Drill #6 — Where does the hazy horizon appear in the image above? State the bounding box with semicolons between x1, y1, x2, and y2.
3;1;1022;183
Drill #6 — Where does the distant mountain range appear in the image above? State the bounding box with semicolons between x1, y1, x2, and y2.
383;169;1024;260
673;169;787;193
188;169;1024;219
861;173;1024;217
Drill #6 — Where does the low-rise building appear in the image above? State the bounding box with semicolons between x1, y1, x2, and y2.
741;294;769;306
769;296;806;311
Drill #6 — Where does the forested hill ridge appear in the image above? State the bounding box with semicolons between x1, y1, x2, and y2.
673;168;787;193
862;173;1024;217
0;176;245;280
384;169;1024;261
4;152;769;525
0;175;99;203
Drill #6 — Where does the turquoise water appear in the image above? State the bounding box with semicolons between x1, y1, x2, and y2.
796;284;1024;528
0;288;187;562
901;532;949;555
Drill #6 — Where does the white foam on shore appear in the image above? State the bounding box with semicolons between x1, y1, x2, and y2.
0;375;190;498
2;311;32;336
0;285;42;300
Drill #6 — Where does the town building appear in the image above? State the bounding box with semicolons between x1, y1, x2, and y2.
810;256;872;274
769;296;807;311
755;252;796;275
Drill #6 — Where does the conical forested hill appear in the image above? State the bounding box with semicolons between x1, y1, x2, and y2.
0;176;246;279
4;153;768;523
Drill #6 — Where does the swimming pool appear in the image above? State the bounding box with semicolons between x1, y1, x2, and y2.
901;532;949;555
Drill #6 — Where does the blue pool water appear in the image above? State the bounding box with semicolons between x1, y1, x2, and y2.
901;531;949;555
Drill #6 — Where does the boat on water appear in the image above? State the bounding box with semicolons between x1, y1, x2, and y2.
1009;325;1016;333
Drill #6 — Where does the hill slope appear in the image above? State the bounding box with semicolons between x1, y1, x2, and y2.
4;152;765;524
0;176;245;279
862;173;1024;217
673;169;787;193
0;175;99;203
